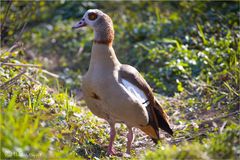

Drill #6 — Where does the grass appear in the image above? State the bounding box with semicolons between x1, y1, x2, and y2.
0;47;239;159
144;124;240;160
0;1;239;159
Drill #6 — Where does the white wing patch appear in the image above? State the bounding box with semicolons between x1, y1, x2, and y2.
121;79;150;107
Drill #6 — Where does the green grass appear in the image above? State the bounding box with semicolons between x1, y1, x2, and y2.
1;1;239;159
1;47;239;159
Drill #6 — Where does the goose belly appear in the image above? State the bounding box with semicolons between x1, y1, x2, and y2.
82;74;149;126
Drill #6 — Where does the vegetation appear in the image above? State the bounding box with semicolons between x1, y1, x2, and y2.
1;1;239;159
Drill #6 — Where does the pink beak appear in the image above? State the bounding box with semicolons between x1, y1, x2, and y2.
72;19;87;29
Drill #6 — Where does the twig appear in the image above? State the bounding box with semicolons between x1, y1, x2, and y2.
15;13;29;43
9;42;23;52
1;62;59;79
0;0;12;35
0;62;42;68
0;42;22;61
219;121;228;134
41;69;59;79
0;43;23;68
199;111;239;128
23;74;41;85
0;69;26;90
169;132;207;145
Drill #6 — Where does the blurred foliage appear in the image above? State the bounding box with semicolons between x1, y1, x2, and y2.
1;1;239;95
1;0;239;159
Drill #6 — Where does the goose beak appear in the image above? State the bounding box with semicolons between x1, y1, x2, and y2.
72;19;87;29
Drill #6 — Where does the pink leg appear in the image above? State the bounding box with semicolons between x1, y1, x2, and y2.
126;127;134;155
107;123;116;156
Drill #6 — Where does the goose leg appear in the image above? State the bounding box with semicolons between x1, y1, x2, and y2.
107;123;116;156
126;127;134;155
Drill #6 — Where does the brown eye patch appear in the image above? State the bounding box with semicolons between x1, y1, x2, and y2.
88;12;98;20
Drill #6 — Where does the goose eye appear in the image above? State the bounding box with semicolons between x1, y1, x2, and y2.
88;12;98;20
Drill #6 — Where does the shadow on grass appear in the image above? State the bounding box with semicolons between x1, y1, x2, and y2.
75;142;106;159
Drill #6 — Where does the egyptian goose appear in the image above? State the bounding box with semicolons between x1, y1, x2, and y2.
73;9;173;156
